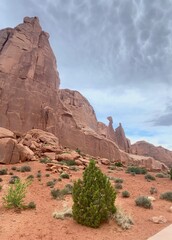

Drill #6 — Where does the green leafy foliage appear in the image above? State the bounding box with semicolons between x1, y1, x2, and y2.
3;179;31;209
72;160;116;228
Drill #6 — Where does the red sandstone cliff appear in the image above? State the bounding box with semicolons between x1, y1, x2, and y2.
131;141;172;167
0;17;129;162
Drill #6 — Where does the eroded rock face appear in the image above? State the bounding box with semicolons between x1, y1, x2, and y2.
0;17;130;162
131;141;172;167
0;17;60;133
115;123;131;153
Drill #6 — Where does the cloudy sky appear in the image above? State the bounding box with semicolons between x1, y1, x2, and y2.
1;0;172;149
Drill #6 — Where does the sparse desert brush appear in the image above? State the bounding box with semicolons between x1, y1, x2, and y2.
150;187;157;195
72;160;116;228
20;165;31;172
115;183;123;190
40;157;51;164
60;160;76;166
60;172;70;179
115;178;124;183
126;166;147;175
3;179;32;209
114;162;123;167
11;166;17;171
0;185;2;191
27;201;36;209
160;192;172;202
155;173;165;178
135;196;152;209
113;207;134;229
53;208;73;220
26;175;34;180
0;178;3;182
9;176;20;184
47;180;56;188
0;168;8;175
122;190;130;198
145;174;156;181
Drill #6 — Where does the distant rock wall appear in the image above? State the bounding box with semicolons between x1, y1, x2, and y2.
131;141;172;167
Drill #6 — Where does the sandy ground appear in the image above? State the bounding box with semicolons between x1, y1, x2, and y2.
0;161;172;240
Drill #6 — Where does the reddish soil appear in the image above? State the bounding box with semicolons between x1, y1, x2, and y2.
0;161;172;240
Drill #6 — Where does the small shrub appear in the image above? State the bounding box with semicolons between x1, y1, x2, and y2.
155;173;165;178
60;160;76;166
20;165;31;172
108;165;116;170
145;174;156;181
0;185;2;191
135;196;152;209
150;187;157;195
40;157;51;164
60;172;70;179
37;172;41;178
122;191;130;198
0;168;8;175
114;162;123;167
72;160;116;228
16;168;21;172
160;192;172;202
115;183;123;190
27;201;36;209
113;208;134;229
76;148;81;154
9;176;20;184
69;166;78;171
51;189;61;199
3;179;31;209
26;175;34;180
47;181;55;188
115;178;123;183
45;173;50;177
9;172;14;175
0;178;3;182
126;166;147;175
11;166;17;171
62;184;73;194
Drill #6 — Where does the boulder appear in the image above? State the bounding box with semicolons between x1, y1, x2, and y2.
150;216;167;224
0;138;20;164
0;127;15;139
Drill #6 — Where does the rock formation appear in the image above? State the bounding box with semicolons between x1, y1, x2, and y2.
0;17;130;162
0;17;60;134
131;141;172;167
0;127;168;172
115;123;131;153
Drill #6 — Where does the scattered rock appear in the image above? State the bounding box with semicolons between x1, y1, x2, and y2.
148;196;156;202
100;158;110;165
150;216;167;224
